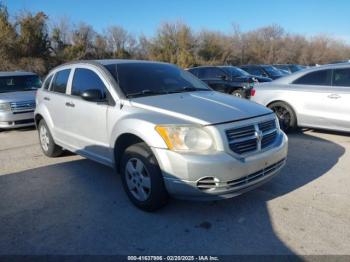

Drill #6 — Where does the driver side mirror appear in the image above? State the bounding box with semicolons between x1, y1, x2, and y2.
81;89;105;102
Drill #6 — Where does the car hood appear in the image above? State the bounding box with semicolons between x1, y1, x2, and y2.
130;91;272;125
0;90;36;103
253;76;272;82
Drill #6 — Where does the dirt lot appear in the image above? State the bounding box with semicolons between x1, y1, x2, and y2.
0;127;349;255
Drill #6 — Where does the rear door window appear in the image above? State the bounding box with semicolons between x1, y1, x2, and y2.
198;68;226;79
188;68;199;77
51;69;71;94
242;67;263;76
333;68;350;87
293;70;332;86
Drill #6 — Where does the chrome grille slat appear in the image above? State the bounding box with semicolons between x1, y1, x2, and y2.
10;100;35;113
226;158;286;188
226;118;278;155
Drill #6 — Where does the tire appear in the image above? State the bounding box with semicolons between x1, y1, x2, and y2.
268;101;297;133
231;89;245;98
38;119;63;157
120;142;169;211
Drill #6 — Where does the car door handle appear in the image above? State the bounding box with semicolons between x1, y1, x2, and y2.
65;102;75;108
43;97;50;101
327;94;341;99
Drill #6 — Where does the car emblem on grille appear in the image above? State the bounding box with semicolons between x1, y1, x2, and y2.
255;130;263;142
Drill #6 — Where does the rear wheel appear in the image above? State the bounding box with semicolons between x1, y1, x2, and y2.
268;102;297;132
120;142;169;211
38;119;63;157
231;89;245;98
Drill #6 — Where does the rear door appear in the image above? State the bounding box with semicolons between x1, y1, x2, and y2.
63;66;112;165
290;69;335;128
330;67;350;131
46;68;72;143
197;67;229;93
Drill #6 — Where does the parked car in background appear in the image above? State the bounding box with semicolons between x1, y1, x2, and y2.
0;71;40;130
273;64;306;74
276;68;290;76
250;64;350;133
35;60;288;211
328;60;350;64
240;65;284;80
187;66;271;98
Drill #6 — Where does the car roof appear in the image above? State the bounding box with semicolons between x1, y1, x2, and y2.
272;63;350;84
94;59;170;65
240;64;271;67
0;71;37;77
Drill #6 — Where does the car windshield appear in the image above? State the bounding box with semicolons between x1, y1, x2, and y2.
290;65;304;72
262;66;283;77
0;75;41;93
105;63;211;98
222;66;250;77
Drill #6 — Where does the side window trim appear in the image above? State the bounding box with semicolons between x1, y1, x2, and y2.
68;65;116;106
49;68;73;95
43;74;54;91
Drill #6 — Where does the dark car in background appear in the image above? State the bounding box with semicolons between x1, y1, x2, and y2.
273;64;306;74
187;66;271;98
240;65;284;80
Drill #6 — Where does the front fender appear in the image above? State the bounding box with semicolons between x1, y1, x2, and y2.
109;117;168;150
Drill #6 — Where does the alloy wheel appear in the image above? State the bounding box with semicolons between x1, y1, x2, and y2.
271;105;291;130
125;158;151;201
39;125;50;152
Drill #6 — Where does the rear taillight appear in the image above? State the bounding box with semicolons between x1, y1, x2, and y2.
250;88;256;96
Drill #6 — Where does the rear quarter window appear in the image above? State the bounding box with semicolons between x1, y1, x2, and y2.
333;68;350;87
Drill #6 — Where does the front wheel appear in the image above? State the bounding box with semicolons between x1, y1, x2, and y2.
268;102;297;133
120;142;169;211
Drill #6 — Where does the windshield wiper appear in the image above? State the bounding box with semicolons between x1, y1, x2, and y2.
125;89;166;98
167;86;209;94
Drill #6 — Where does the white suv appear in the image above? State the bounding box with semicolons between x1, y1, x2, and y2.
35;60;288;211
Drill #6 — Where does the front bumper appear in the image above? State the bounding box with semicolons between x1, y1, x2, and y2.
152;131;288;200
0;111;35;129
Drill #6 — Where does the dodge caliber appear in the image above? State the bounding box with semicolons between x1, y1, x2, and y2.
35;60;288;211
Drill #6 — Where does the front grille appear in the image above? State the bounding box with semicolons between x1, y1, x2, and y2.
226;118;278;155
10;100;36;113
226;158;286;189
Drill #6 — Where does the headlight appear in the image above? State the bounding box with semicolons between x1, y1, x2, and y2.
0;102;11;112
155;125;215;152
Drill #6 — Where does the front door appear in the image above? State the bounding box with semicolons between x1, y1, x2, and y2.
63;67;113;165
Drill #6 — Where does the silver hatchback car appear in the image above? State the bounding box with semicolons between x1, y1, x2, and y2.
35;60;288;211
251;64;350;133
0;71;40;129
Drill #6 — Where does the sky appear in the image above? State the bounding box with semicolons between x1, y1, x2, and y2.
5;0;350;43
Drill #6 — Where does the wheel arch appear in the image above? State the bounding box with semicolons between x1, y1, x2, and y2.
267;100;298;126
114;133;145;173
